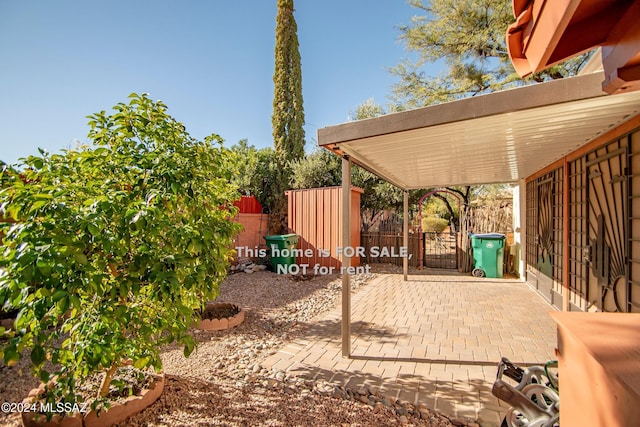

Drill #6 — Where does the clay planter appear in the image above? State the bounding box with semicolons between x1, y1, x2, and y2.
196;302;245;331
21;374;164;427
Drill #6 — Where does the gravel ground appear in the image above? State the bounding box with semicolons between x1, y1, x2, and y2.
0;266;469;427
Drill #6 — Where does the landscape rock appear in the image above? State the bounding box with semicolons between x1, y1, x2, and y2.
0;268;470;427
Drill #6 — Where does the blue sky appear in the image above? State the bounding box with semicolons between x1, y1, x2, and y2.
0;0;428;165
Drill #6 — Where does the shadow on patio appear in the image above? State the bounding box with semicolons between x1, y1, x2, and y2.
261;271;557;426
263;274;556;425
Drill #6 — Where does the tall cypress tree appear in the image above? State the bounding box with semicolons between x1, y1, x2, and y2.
272;0;305;162
270;0;305;234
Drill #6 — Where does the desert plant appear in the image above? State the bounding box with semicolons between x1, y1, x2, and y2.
0;93;242;410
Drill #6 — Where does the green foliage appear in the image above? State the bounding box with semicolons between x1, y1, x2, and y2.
250;147;280;210
227;140;280;212
0;93;242;408
391;0;593;108
423;196;453;219
228;139;259;194
288;147;425;229
349;98;388;121
422;217;449;233
290;148;341;189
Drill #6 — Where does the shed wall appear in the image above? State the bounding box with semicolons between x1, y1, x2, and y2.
286;187;362;269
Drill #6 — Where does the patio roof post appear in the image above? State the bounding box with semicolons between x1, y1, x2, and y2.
517;180;527;279
403;190;408;281
562;157;570;311
341;155;351;357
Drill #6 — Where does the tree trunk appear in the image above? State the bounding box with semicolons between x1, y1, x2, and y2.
99;363;119;398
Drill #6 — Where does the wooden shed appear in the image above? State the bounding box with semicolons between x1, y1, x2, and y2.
286;186;362;270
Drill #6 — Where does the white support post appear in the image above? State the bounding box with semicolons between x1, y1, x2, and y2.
341;155;351;357
403;190;409;281
518;179;527;280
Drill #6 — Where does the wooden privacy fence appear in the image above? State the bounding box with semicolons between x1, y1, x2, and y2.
460;203;514;274
360;232;421;267
233;195;264;214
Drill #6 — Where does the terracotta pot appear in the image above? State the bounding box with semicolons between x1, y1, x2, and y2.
21;374;165;427
196;302;245;331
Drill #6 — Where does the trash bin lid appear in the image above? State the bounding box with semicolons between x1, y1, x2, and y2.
264;234;285;241
471;233;505;239
264;233;298;241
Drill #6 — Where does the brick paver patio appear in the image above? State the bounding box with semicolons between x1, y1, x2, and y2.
261;272;557;426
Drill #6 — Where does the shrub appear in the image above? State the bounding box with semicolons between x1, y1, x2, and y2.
0;93;242;409
422;217;449;233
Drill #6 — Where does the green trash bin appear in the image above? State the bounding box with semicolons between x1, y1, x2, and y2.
470;233;505;278
264;234;299;274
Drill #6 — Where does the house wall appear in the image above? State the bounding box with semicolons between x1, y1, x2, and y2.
525;115;640;312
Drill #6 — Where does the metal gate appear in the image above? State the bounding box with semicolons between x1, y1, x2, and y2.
423;231;458;269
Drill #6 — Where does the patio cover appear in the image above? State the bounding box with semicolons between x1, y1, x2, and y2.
320;71;640;357
318;71;640;190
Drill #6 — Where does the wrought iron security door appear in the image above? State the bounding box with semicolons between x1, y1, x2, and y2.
532;169;563;308
586;143;628;312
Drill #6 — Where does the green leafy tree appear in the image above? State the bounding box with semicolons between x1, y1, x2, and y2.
0;94;242;410
228;139;259;194
271;0;305;233
391;0;593;108
227;140;280;211
289;148;342;189
348;98;388;121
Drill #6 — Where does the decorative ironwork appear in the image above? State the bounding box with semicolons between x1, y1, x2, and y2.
537;177;554;275
423;231;458;269
528;130;640;313
589;214;610;284
526;170;564;308
587;143;628;312
568;156;589;309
